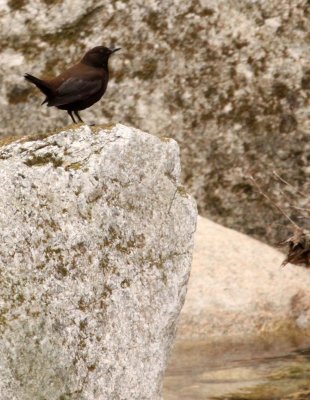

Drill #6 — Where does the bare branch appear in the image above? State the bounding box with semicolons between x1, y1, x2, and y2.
272;170;308;198
249;175;300;229
289;205;310;213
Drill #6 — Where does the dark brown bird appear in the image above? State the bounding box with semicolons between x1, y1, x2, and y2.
24;46;120;123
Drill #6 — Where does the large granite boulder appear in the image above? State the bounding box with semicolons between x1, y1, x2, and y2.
0;124;197;400
177;216;310;342
0;0;309;244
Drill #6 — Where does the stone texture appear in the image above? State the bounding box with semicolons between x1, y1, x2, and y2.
177;216;310;341
0;124;197;400
0;0;309;244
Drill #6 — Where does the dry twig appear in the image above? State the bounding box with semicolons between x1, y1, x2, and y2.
249;175;310;268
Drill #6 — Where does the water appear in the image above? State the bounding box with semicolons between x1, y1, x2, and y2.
164;340;310;400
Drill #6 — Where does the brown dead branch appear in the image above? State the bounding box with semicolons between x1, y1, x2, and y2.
249;175;299;229
249;175;310;268
279;229;310;268
272;170;309;198
289;205;310;213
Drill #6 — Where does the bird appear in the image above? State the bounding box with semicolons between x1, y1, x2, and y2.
24;46;121;124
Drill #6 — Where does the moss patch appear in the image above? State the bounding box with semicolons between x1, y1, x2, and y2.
0;135;21;148
41;6;103;47
65;162;82;171
20;131;58;143
177;185;189;198
1;5;101;61
7;86;34;105
41;0;63;5
19;123;83;145
8;0;26;11
90;123;116;134
120;279;130;288
160;137;172;143
133;57;157;80
24;153;63;168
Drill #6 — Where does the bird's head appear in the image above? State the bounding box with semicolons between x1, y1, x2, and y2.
81;46;121;68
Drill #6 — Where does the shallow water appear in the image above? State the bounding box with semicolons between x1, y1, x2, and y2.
164;340;310;400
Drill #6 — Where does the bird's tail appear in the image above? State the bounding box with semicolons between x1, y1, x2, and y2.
24;73;53;104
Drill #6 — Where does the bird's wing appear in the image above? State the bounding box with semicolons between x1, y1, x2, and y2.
48;77;102;107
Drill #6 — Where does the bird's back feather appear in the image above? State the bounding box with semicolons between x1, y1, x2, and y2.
48;76;102;107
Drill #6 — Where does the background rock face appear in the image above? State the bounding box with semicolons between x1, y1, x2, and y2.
0;124;197;400
177;216;310;341
0;0;309;243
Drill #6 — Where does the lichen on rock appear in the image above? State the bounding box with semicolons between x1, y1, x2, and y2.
0;123;197;400
0;0;309;244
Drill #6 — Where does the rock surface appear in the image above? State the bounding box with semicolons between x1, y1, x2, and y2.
0;0;309;244
177;216;310;341
0;124;197;400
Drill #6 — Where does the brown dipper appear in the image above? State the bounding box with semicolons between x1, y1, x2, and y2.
24;46;120;123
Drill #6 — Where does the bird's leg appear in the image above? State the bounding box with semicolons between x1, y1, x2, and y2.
74;111;84;123
68;110;76;124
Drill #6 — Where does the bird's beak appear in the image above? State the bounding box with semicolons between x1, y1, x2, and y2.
110;47;121;54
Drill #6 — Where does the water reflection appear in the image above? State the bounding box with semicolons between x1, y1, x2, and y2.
164;340;310;400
